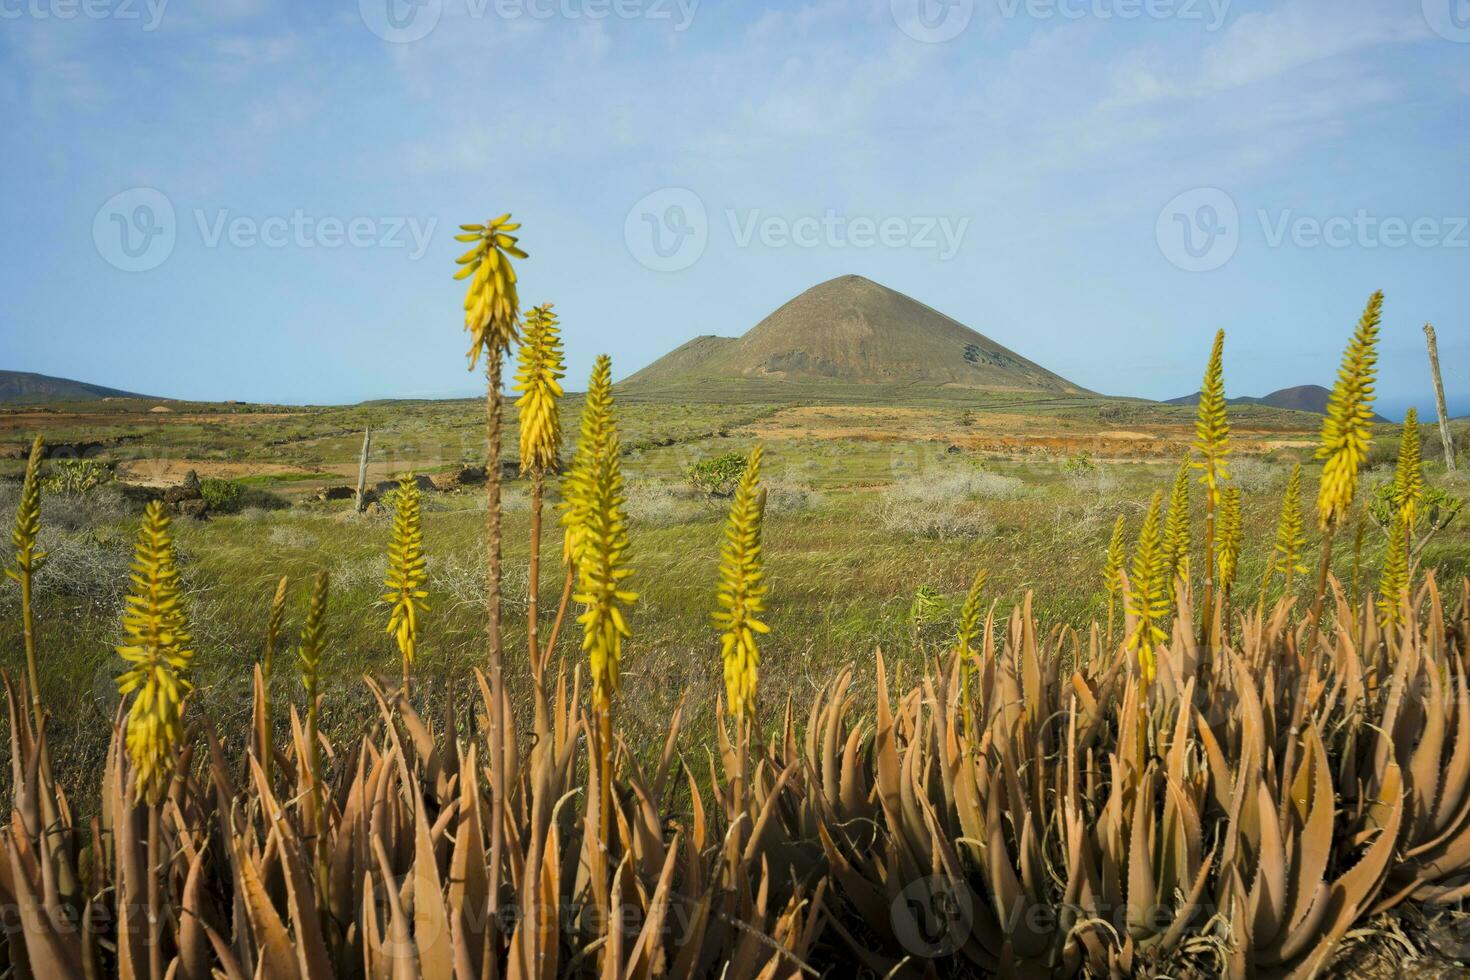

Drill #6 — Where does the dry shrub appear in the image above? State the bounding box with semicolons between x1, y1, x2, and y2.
878;495;987;539
29;526;133;604
429;547;529;612
878;469;1021;539
1230;456;1287;492
0;481;131;533
330;552;387;595
623;480;705;525
267;524;319;551
1062;461;1121;496
764;479;822;514
619;478;822;526
0;484;133;607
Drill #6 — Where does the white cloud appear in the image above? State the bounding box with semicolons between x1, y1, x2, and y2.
1198;0;1427;93
745;0;855;40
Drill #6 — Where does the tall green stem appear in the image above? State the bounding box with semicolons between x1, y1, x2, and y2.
485;357;506;921
1307;530;1335;648
528;469;543;676
21;571;42;735
1201;507;1217;648
147;803;163;980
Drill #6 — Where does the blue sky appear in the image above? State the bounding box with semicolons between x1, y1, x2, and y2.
1;0;1466;418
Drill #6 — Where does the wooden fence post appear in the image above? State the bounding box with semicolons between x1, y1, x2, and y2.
355;427;373;511
1424;324;1456;471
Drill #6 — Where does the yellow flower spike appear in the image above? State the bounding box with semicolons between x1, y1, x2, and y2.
1217;487;1243;592
1316;291;1383;530
8;436;48;733
1378;510;1410;625
568;355;636;706
1391;407;1425;531
116;501;194;805
384;474;429;672
263;575;288;681
455;213;526;369
295;569;331;878
953;566;988;737
1125;491;1168;691
560;354;615;569
1102;514;1126;648
1192;329;1230;507
7;435;45;581
713;446;769;720
513;303;566;475
1262;464;1308;602
1162;456;1192;601
1103;515;1126;600
955;566;988;660
298;570;330;702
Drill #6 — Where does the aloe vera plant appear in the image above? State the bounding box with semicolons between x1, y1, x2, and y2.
3;283;1467;980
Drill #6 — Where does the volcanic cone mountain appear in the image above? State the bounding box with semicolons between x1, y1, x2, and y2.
623;275;1086;394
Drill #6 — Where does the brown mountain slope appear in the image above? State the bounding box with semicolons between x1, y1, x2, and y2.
1166;384;1390;422
0;370;155;404
623;275;1087;394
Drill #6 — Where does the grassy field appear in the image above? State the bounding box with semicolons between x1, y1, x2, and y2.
3;390;1468;800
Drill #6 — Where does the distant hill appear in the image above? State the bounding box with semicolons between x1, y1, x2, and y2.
623;275;1087;395
0;371;156;404
1165;384;1389;422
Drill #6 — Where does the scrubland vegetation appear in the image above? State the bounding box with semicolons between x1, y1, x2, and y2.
1;221;1469;977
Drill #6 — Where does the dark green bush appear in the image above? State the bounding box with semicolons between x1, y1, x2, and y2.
200;479;288;514
200;478;245;513
686;451;746;497
204;478;292;517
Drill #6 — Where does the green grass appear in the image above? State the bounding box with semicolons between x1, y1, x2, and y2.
2;393;1468;807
